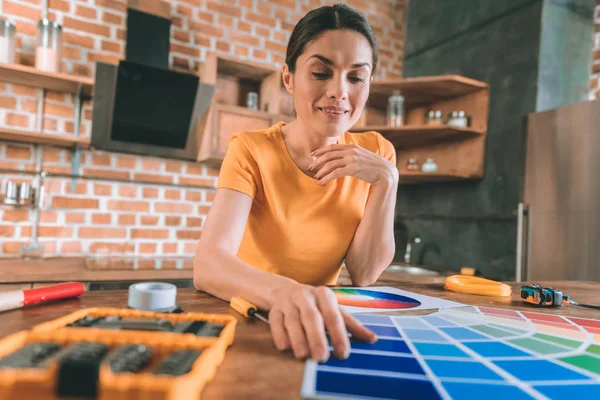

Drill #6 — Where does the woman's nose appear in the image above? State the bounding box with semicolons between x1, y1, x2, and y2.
326;76;349;101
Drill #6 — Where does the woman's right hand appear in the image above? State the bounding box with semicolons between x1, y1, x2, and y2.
268;284;377;362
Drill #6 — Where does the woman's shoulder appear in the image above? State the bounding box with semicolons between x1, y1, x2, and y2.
230;122;284;150
344;129;394;156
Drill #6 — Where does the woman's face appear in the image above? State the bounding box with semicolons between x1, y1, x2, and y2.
284;29;373;138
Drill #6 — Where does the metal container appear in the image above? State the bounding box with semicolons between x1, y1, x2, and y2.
18;182;32;205
3;181;18;205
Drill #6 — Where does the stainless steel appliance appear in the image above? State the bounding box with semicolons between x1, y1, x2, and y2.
518;98;600;281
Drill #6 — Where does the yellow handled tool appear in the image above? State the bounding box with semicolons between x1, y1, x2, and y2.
445;275;512;297
230;297;269;324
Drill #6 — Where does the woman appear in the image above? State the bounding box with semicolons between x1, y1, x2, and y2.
193;4;398;363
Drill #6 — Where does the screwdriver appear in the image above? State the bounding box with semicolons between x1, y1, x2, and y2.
230;297;269;324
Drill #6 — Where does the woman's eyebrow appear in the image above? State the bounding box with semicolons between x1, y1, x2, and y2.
307;54;371;70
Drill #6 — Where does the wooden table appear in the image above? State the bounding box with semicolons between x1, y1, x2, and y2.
1;278;599;399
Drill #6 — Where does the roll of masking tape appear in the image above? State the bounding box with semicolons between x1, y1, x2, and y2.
128;282;178;312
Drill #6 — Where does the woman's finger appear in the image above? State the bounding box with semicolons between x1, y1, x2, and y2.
314;287;350;359
319;165;352;185
269;309;290;351
341;308;378;343
312;144;356;157
313;159;347;180
295;294;330;362
309;149;348;171
283;305;310;359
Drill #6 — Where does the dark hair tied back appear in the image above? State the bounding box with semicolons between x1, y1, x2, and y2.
285;4;378;74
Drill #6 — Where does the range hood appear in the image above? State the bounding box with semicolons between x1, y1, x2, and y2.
91;0;214;161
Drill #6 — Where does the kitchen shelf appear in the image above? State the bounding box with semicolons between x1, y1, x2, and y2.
0;62;94;98
370;75;488;106
0;127;90;149
399;172;474;184
351;124;484;148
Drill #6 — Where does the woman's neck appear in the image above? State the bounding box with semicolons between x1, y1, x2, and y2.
281;119;340;160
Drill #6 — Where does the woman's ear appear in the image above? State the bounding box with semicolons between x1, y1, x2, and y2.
282;63;294;94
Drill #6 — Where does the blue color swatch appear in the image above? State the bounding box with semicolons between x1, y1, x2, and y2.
316;370;441;400
414;343;470;358
403;329;447;342
423;315;456;327
533;383;600;398
365;324;402;338
355;314;395;325
426;359;503;380
440;327;488;340
464;341;531;357
351;338;411;353
322;352;425;375
443;382;536;399
393;317;429;329
493;359;590;381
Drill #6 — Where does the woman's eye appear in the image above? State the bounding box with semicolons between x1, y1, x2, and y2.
349;77;366;84
311;72;330;79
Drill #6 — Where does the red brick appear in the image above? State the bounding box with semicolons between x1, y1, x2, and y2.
272;53;284;65
94;0;126;12
66;212;86;224
139;243;157;254
206;192;216;202
103;11;123;24
177;4;193;17
239;0;252;7
266;41;287;54
230;32;261;47
118;185;138;198
194;34;211;48
185;191;202;202
102;40;121;53
154;202;194;214
171;43;200;57
63;46;82;60
176;230;202;240
256;26;270;38
94;184;113;196
0;96;17;109
2;209;29;222
80;227;127;238
594;62;600;74
141;216;159;225
162;243;178;253
274;31;287;43
186;217;203;227
52;197;99;209
218;15;234;28
37;226;73;238
165;161;183;174
189;21;224;37
40;211;58;223
165;216;182;226
61;241;82;253
141;159;161;171
165;190;181;200
89;242;135;254
107;200;150;212
184;242;198;253
92;213;112;224
87;53;121;65
198;205;211;215
49;0;70;12
12;85;36;96
179;177;214;187
238;21;251;33
82;168;129;180
173;56;191;70
2;241;23;253
6;113;30;128
92;153;112;166
43;118;58;132
131;229;169;239
21;99;37;113
6;145;31;160
62;182;88;195
174;29;191;43
217;41;230;52
196;10;214;23
64;32;96;49
76;4;98;19
64;16;110;37
114;214;134;226
143;188;159;198
116;156;137;169
3;1;41;20
253;50;267;60
246;12;276;27
46;103;73;117
206;1;241;17
133;174;173;184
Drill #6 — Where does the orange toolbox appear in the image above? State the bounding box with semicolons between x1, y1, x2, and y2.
0;307;237;400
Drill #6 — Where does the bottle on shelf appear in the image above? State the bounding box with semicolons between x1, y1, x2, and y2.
387;90;404;127
35;19;62;73
0;19;16;64
421;158;438;173
406;158;419;172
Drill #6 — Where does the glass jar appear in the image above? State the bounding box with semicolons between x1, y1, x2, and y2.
35;19;62;73
0;19;16;64
247;92;259;111
387;90;404;127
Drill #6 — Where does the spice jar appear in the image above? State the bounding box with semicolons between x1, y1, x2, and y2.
0;19;16;64
35;19;62;73
387;90;404;127
424;110;443;126
246;92;259;111
421;158;438;173
406;158;419;171
447;111;470;128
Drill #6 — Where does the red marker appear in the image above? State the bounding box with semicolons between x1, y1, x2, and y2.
0;282;85;313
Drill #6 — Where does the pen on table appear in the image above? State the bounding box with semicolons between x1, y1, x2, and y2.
230;297;269;324
0;282;86;313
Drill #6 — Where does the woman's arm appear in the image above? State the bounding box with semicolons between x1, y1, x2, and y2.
344;174;398;286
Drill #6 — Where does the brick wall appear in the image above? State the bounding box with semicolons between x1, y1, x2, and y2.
592;3;599;99
0;0;406;258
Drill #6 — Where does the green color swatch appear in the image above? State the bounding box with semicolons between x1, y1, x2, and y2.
509;338;568;355
559;355;600;375
471;325;515;338
533;333;581;349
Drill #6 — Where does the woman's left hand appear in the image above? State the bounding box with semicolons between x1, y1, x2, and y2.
308;144;398;186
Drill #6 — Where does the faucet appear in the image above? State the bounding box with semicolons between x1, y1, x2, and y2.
404;236;421;264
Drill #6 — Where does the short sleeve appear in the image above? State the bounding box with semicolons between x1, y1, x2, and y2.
376;132;396;165
216;133;260;199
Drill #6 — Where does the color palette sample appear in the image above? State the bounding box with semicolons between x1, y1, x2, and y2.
301;305;600;400
332;288;421;309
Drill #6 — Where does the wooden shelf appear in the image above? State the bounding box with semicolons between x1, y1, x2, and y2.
0;62;94;98
0;128;90;149
351;125;484;148
370;75;488;106
399;172;474;184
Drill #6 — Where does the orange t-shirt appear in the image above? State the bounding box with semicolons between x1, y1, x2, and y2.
216;121;396;286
